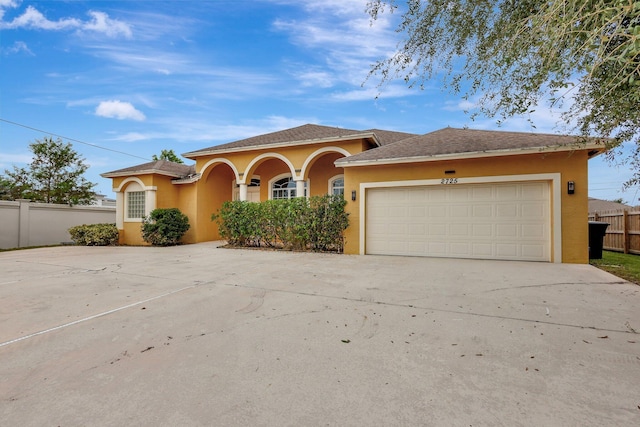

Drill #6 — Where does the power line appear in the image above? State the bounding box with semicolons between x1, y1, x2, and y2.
0;117;150;161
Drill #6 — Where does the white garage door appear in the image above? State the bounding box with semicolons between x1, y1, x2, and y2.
365;182;550;261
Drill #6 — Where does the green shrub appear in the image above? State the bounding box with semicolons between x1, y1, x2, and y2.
68;223;119;246
308;194;349;252
212;195;349;252
212;201;261;246
141;208;190;246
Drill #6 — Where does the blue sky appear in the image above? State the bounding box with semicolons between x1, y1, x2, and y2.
1;0;637;204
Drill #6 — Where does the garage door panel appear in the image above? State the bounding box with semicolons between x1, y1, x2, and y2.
428;205;447;217
409;206;426;218
473;204;493;217
496;224;518;237
450;187;471;200
521;183;546;199
450;242;472;255
472;242;493;256
521;244;545;258
521;224;545;238
522;203;546;218
496;203;518;217
496;185;518;199
451;205;471;217
471;186;492;199
472;224;493;237
366;182;550;261
427;241;447;255
429;224;447;236
450;224;469;236
496;243;518;256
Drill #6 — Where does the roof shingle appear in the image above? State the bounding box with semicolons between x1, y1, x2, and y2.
183;124;378;157
336;127;607;164
101;160;195;178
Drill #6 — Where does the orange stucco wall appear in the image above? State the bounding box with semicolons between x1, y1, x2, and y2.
106;139;593;264
342;150;591;263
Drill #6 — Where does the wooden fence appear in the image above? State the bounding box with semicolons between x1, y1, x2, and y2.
588;209;640;255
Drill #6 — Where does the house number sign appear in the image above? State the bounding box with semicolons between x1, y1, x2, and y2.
440;178;458;184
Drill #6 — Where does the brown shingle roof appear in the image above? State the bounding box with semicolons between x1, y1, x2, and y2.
337;127;607;165
364;129;418;145
588;197;633;213
101;160;195;178
183;124;378;157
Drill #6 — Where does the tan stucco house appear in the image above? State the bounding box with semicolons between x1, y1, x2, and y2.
102;124;607;263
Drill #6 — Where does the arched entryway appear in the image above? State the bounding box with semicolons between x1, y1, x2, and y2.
197;160;239;241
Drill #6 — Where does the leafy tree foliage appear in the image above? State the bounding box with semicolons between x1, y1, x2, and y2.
0;176;14;200
367;0;640;183
3;136;96;204
152;149;184;163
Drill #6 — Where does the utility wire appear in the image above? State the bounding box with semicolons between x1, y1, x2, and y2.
0;117;150;161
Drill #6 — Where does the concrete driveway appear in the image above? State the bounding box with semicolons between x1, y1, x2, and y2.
1;243;639;426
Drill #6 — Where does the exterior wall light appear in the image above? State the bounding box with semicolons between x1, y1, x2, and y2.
351;190;356;201
567;181;575;195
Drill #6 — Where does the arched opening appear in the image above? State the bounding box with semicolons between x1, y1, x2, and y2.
303;151;346;197
197;161;237;241
244;156;297;201
269;173;308;199
232;175;261;202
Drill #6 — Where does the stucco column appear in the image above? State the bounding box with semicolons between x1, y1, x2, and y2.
145;189;156;217
239;183;248;201
17;199;30;248
295;179;306;198
115;192;124;229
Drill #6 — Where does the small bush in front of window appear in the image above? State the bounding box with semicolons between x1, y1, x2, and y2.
68;223;119;246
141;208;190;246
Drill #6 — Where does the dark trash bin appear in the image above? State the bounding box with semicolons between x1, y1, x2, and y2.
588;221;609;259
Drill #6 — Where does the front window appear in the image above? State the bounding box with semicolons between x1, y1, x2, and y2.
127;191;145;218
272;177;297;199
331;177;344;196
271;176;307;199
328;175;345;197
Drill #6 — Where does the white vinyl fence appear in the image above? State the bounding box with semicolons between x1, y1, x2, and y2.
0;199;116;249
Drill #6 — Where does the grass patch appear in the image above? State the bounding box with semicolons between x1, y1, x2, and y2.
590;250;640;285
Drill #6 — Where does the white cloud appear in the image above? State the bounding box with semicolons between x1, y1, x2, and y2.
83;11;132;38
295;70;334;88
1;5;79;30
0;5;131;38
95;100;146;121
0;0;19;20
2;40;32;55
110;132;150;142
270;0;400;88
442;99;477;112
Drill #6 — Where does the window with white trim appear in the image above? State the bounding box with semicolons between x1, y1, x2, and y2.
127;191;146;219
270;175;307;199
329;175;344;196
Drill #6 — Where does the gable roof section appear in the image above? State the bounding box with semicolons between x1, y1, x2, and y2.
101;160;195;178
182;124;383;158
364;129;418;145
336;127;609;166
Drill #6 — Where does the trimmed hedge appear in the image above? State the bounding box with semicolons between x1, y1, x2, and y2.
212;194;348;252
68;223;119;246
142;208;190;246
